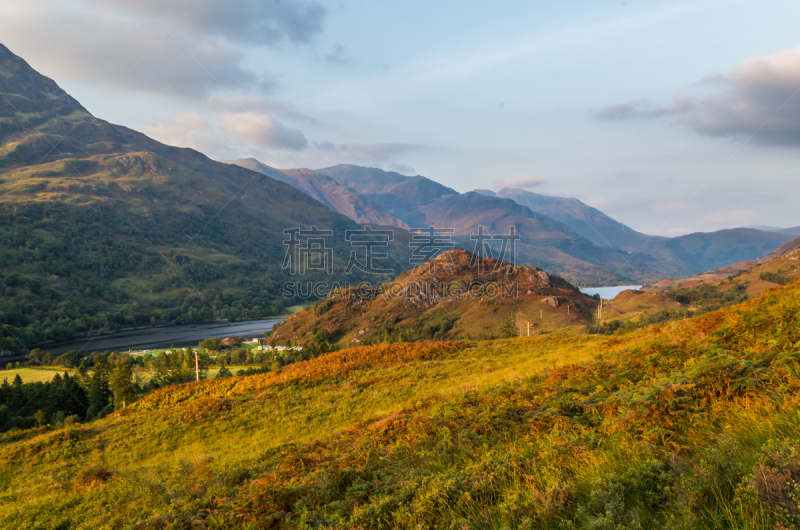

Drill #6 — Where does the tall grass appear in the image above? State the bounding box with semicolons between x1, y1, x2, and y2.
1;282;800;528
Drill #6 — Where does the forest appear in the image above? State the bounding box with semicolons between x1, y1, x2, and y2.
0;201;338;352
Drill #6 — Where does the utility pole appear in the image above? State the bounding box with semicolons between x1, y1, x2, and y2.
527;321;530;336
194;348;200;382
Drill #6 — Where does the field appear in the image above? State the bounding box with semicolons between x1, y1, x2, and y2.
0;366;72;383
1;281;800;528
0;360;278;387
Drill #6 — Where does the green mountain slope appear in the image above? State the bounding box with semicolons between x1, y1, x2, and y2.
0;43;407;352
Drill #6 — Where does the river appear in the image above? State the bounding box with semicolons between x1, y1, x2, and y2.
580;285;643;300
13;287;637;358
32;318;286;356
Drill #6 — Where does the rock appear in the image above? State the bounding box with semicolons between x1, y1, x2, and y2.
541;297;559;308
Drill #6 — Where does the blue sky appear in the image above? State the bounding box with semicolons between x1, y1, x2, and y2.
2;0;800;235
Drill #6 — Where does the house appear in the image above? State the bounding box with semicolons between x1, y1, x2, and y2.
274;346;289;352
258;345;273;351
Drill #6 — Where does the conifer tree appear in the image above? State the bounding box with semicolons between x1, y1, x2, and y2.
109;355;136;409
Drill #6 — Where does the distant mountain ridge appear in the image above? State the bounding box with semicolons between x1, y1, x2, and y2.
222;158;409;228
309;165;794;284
319;164;459;227
301;165;651;285
744;225;800;236
477;187;655;251
224;159;795;286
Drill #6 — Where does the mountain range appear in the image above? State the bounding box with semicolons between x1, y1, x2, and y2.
226;159;794;285
0;41;796;351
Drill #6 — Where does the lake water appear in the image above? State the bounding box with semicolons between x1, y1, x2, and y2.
34;318;286;356
580;286;643;300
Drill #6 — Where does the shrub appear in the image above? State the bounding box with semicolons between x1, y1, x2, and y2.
74;464;113;490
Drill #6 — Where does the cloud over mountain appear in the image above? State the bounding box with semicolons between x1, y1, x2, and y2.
220;112;309;151
0;0;326;100
493;176;548;190
598;46;800;147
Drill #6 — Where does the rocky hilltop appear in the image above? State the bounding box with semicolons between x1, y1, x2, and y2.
270;249;599;345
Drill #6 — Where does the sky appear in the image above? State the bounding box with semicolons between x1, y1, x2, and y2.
2;0;800;236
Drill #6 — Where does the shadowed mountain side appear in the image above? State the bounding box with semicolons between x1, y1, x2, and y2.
647;235;800;293
269;249;598;345
638;228;793;279
480;187;655;251
317;164;458;227
222;158;409;228
421;192;579;239
718;234;800;273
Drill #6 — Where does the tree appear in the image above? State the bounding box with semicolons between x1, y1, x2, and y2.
109;355;136;409
216;363;232;378
87;354;111;411
34;409;47;427
28;348;46;365
76;360;89;387
500;314;518;339
199;338;222;353
59;350;83;368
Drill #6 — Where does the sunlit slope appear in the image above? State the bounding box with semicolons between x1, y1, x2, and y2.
3;280;800;527
0;338;603;528
270;249;599;346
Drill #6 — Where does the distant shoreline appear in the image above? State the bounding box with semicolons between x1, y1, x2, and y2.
6;314;293;358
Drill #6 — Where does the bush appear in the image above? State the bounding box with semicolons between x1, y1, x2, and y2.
74;464;113;490
199;338;222;352
760;271;791;286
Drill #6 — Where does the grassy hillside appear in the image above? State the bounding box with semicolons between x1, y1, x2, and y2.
652;245;800;314
2;278;800;527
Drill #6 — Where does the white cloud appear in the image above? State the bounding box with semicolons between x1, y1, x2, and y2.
493;176;548;190
0;0;327;100
219;112;308;151
700;209;760;226
599;46;800;147
141;112;240;159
